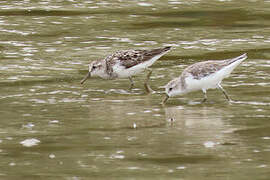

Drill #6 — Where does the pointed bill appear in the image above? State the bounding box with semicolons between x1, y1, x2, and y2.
80;72;91;84
162;94;169;105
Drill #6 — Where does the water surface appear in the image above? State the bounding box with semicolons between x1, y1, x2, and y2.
1;0;270;179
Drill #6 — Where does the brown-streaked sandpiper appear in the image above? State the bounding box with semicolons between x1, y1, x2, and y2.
81;46;172;92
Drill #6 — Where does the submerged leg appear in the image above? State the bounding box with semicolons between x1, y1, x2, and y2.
128;77;134;90
201;89;207;103
144;69;154;93
218;84;232;102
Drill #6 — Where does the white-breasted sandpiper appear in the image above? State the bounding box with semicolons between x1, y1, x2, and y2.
163;53;247;104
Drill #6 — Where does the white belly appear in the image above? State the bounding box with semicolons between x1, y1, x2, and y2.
113;52;165;78
185;73;220;92
185;62;240;92
113;64;145;78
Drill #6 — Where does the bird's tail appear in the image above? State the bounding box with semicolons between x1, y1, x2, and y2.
222;53;248;78
145;46;172;57
227;53;247;64
162;46;172;52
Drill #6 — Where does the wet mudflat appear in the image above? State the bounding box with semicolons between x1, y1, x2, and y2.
0;0;270;179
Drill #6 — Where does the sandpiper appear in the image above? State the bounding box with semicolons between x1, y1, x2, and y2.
80;46;171;92
162;53;247;104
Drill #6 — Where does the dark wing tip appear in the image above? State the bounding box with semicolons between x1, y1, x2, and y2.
234;53;248;61
163;46;172;51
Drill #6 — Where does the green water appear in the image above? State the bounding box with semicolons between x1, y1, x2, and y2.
1;0;270;179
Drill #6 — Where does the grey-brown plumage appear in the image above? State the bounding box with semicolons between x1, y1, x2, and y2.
181;54;245;80
163;53;247;104
81;47;172;92
105;47;171;77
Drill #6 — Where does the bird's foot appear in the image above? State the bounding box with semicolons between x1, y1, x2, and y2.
144;83;155;94
201;98;207;104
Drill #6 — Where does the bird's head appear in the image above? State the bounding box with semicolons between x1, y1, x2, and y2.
80;60;104;84
162;78;184;104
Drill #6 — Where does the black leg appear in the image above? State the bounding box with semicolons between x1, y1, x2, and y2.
144;69;154;93
128;77;134;90
201;89;207;103
218;84;232;102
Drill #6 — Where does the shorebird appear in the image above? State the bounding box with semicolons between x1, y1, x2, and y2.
162;53;247;104
80;46;171;92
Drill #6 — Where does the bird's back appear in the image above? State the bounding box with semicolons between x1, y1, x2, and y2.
181;53;247;80
179;54;247;91
107;47;171;69
105;47;171;78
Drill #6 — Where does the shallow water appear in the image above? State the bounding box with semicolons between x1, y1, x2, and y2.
1;0;270;179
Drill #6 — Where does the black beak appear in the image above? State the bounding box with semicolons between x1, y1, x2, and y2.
80;72;91;84
162;94;169;105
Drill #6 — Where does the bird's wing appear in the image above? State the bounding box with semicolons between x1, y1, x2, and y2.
183;60;226;80
116;47;171;69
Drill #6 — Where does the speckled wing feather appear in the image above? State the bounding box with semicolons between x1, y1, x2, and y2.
180;54;247;86
104;47;171;76
110;47;170;69
182;60;228;80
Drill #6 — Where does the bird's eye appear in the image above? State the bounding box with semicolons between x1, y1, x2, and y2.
169;87;173;91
